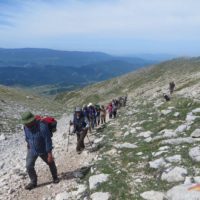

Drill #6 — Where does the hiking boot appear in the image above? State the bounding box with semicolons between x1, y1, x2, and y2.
53;177;59;184
77;150;82;154
25;183;37;190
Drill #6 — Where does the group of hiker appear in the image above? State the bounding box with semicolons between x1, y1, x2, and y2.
19;80;176;191
71;96;128;153
20;95;127;190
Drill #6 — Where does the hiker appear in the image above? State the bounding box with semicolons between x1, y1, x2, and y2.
100;105;106;124
124;95;128;106
21;111;59;190
169;81;175;94
82;105;91;132
95;105;101;126
163;93;171;101
88;103;96;130
106;103;113;119
71;107;89;154
112;100;117;118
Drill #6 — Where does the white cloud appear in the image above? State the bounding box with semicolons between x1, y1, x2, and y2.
0;0;200;54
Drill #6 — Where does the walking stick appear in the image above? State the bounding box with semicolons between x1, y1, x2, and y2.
86;133;93;148
67;121;71;152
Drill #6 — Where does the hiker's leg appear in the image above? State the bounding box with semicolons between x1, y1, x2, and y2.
40;154;58;180
26;151;38;185
80;129;87;149
76;133;81;152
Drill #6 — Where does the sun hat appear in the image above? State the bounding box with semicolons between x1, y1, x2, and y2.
75;107;82;112
21;111;35;125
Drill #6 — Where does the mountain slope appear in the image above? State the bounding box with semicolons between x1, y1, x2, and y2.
2;57;200;200
55;57;200;107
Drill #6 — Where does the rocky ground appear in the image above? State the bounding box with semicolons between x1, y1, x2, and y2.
3;92;200;200
0;113;101;200
2;78;200;199
79;94;200;200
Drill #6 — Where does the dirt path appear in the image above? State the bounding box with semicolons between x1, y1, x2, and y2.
0;114;99;200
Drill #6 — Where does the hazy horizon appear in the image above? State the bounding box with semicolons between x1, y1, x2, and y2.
1;0;200;56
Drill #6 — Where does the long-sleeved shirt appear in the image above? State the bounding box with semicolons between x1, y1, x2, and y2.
24;121;53;156
73;115;89;133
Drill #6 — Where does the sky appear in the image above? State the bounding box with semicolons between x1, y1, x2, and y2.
0;0;200;56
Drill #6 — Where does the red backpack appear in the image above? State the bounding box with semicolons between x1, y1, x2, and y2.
35;115;57;137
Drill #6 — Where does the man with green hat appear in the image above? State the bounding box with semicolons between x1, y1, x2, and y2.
21;111;59;190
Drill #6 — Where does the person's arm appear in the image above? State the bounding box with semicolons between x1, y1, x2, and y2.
84;117;89;128
42;124;54;163
24;127;30;149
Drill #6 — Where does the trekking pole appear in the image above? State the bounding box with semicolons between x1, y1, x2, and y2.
86;134;93;148
67;121;71;152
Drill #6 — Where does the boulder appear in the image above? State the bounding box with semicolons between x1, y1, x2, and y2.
159;146;170;151
161;110;172;115
138;131;153;138
140;190;165;200
149;158;166;169
76;184;87;196
166;184;200;200
161;167;187;183
55;191;69;200
175;124;187;133
144;137;152;143
165;155;181;163
174;112;180;117
91;192;111;200
192;108;200;113
114;143;138;149
186;113;198;123
0;134;6;141
161;137;195;145
191;129;200;138
89;174;109;190
124;131;130;137
189;147;200;162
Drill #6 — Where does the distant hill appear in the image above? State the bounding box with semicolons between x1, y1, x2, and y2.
0;48;156;94
0;48;153;68
0;59;149;95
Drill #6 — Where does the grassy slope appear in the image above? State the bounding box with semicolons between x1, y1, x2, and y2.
55;57;200;107
0;85;64;115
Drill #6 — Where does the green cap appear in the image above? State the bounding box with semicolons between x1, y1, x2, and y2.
21;111;35;125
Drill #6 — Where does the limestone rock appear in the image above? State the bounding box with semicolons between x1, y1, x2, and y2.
149;158;166;169
0;134;6;141
174;112;180;117
55;191;69;200
140;190;165;200
191;129;200;138
175;124;187;133
161;137;195;145
165;155;181;163
91;192;111;200
186;113;198;123
189;146;200;162
138;131;153;138
166;184;200;200
161;110;172;115
89;174;109;190
114;143;138;149
192;108;200;113
161;167;187;183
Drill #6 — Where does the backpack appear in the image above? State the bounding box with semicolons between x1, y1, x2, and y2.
35;115;57;137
